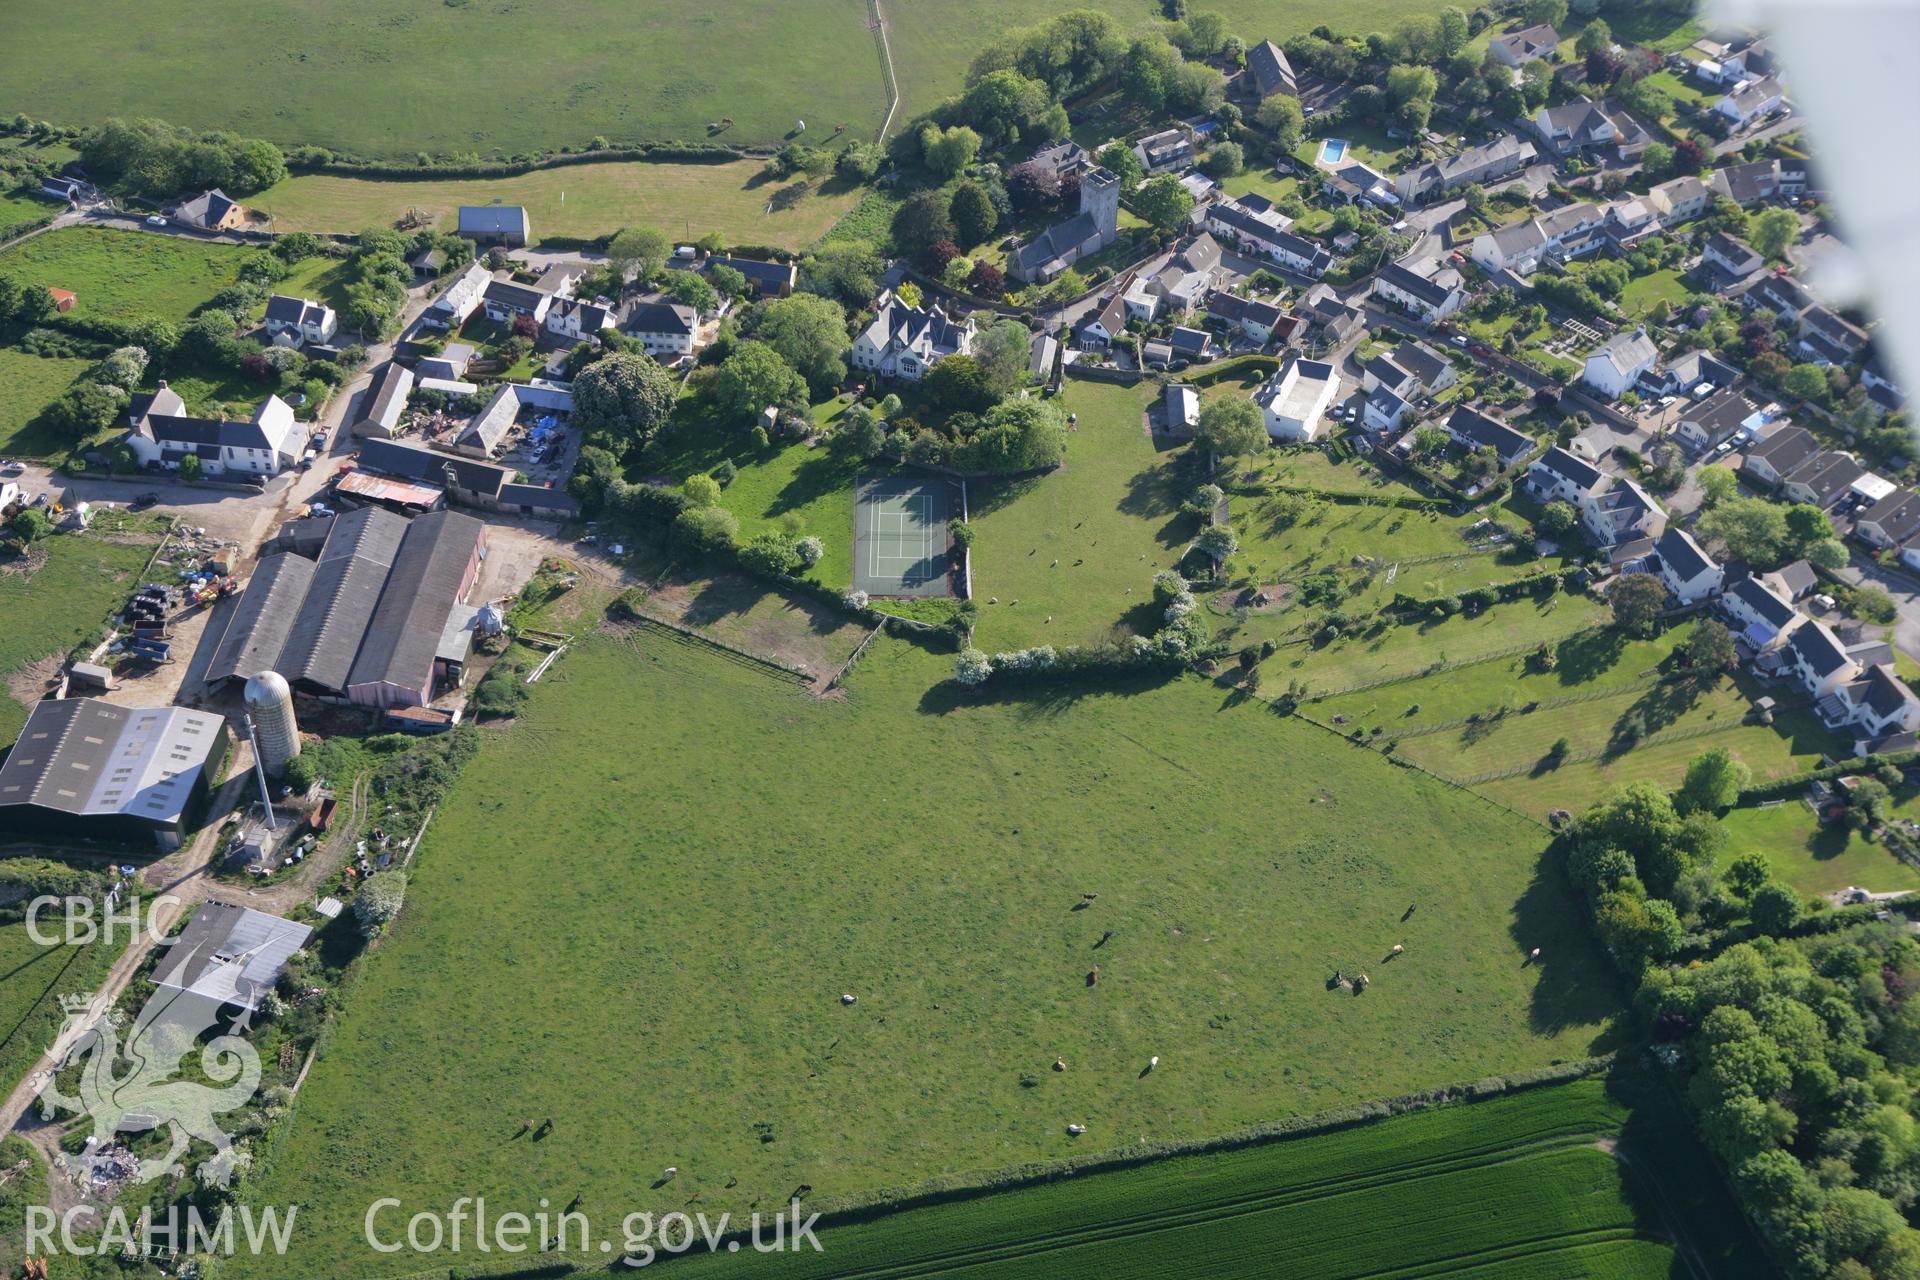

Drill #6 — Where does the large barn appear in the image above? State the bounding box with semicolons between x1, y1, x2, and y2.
0;700;230;850
207;507;487;708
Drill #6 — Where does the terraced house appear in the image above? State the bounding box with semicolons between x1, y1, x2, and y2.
124;385;302;477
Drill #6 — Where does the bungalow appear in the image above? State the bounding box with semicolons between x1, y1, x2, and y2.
1394;135;1535;205
1721;573;1801;648
1169;326;1213;362
1779;451;1864;510
1648;350;1741;402
1445;406;1532;467
1648;175;1712;226
544;297;617;344
351;362;415;439
263;295;337;348
1786;618;1861;700
1255;357;1339;442
1855;489;1920;550
424;261;491;330
1582;477;1666;547
1700;232;1764;284
1742;423;1819;488
1133;127;1196;175
457;205;530;247
1673;389;1754;452
1582;327;1659;400
124;385;301;478
849;289;975;381
622;299;701;360
1711;159;1784;207
1527;445;1606;506
1490;23;1559;68
708;256;796;297
1714;77;1784;131
1206;292;1289;345
1371;259;1464;322
1656;527;1723;604
1244;39;1298;99
169;189;245;233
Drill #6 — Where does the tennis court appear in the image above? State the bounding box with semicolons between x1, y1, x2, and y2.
852;476;954;598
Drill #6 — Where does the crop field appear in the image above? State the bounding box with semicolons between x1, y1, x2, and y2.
969;381;1201;650
0;226;242;326
251;161;863;250
0;520;165;741
243;627;1616;1277
630;1076;1687;1280
1719;798;1920;898
0;347;90;459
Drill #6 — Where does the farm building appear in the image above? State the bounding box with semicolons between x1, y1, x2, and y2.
458;204;531;247
151;902;313;1014
352;362;415;438
351;438;580;519
204;507;487;707
0;699;230;851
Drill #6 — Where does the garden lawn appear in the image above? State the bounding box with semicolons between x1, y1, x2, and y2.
241;629;1619;1278
968;380;1202;650
0;347;90;459
1619;268;1697;320
1643;70;1719;112
624;1077;1686;1280
0;521;165;741
251;162;863;251
1719;798;1920;898
0;226;244;326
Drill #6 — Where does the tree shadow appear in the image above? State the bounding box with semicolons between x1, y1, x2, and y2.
769;441;861;519
1509;855;1628;1047
680;576;768;627
965;474;1048;519
916;668;1180;720
1553;627;1628;686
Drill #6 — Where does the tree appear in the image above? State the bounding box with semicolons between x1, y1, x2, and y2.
949;182;998;248
1195;524;1238;560
1748;882;1803;935
848;407;887;457
1640;141;1674;181
956;649;993;686
890;191;956;261
920;124;983;178
1781;503;1833;555
756;293;849;393
665;271;719;315
608;226;671;282
94;345;149;394
682;473;722;508
573;352;676;446
1781;363;1829;405
1697;465;1739;508
1194;396;1267;458
1679;619;1737;675
1678;746;1750;815
1608;573;1669;636
949;398;1068;473
1133;174;1196;234
709;343;808;422
967;259;1006;297
959;69;1051;141
1574;17;1611;57
1119;36;1182;110
1700;496;1790;567
836;141;884;182
1806;538;1848;571
924;355;996;415
1204;141;1245;178
353;871;407;937
800;241;881;305
11;507;52;542
1386;64;1437;108
1522;0;1569;28
1095;142;1144;191
1438;7;1470;55
1537;500;1578;537
974;319;1032;398
1750;208;1800;261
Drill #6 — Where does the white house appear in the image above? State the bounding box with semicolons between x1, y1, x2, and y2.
1843;666;1920;753
1721;573;1801;648
622;299;701;360
1654;528;1723;604
482;278;555;326
1582;328;1659;400
1133;128;1195;174
1854;490;1920;551
1165;383;1199;433
1714;77;1784;130
1255;357;1338;442
425;261;491;330
124;385;302;478
1490;23;1559;68
1582;476;1666;547
1445;406;1533;467
1527;446;1607;506
1371;259;1464;322
1647;175;1711;227
544;297;617;344
1470;203;1606;276
1786;618;1861;700
849;290;975;382
263;295;337;348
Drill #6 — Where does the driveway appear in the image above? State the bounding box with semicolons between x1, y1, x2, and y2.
1837;555;1920;664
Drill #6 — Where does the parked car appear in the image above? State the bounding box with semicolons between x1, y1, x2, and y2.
0;460;22;475
1451;334;1469;348
143;215;167;227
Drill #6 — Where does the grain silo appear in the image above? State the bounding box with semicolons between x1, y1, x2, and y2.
243;670;301;776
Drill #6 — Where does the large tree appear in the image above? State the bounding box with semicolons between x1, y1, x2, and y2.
949;182;999;249
920;124;983;178
890;191;956;262
1749;208;1800;261
973;319;1032;398
756;293;850;393
1133;174;1196;234
709;342;808;422
572;352;677;446
608;226;671;282
1193;396;1267;458
1677;746;1750;815
1607;572;1669;636
1699;496;1789;567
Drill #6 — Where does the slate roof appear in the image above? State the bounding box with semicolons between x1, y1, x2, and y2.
1860;490;1920;545
1390;341;1451;389
1592;328;1658;379
1245;40;1297;98
356;438;511;501
1376;260;1459;310
172;189;235;229
264;295;330;328
1446;406;1531;461
1534;445;1603;491
483;278;548;312
1789;618;1854;677
1853;665;1920;720
1784;451;1864;507
1655;527;1717;581
457;205;529;237
1207;292;1287;331
1746;424;1818;475
623;299;697;336
1729;574;1797;629
1681;389;1753;439
1493;22;1559;62
358;362;414;433
708;256;795;292
1014;210;1102;278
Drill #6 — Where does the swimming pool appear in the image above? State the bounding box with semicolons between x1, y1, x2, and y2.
1319;138;1348;164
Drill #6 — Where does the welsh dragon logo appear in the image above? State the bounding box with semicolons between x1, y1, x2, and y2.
37;979;263;1189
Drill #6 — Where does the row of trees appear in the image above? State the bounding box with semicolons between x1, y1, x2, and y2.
79;117;287;197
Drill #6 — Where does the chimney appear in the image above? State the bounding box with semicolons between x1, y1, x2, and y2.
157;379;169;390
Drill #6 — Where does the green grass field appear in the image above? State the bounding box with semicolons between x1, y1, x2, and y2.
242;626;1617;1277
1719;799;1920;898
624;1076;1683;1280
251;161;863;249
969;381;1200;650
0;226;242;326
1619;268;1698;319
0;347;90;459
0;193;50;237
0;519;165;741
0;924;114;1108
